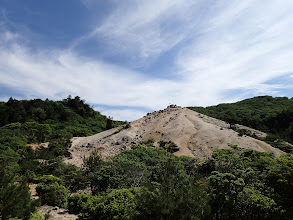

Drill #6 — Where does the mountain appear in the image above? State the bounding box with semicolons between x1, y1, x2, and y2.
66;105;284;166
1;97;292;219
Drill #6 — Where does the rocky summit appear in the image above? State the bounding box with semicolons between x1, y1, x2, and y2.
66;105;284;166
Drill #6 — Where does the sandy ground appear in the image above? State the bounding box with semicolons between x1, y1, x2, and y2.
29;184;39;200
38;205;79;220
64;106;284;167
27;142;49;150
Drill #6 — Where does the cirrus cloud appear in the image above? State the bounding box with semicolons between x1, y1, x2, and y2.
0;0;293;121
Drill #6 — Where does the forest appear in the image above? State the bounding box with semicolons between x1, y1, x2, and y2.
0;96;292;220
189;96;293;153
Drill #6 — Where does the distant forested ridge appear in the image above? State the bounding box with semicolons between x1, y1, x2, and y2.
0;96;123;141
188;96;293;145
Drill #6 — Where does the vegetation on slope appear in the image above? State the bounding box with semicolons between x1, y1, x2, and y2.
67;145;293;220
0;95;123;139
0;96;123;219
1;96;292;219
188;96;293;151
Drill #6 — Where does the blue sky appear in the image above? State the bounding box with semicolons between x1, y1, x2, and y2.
1;0;293;121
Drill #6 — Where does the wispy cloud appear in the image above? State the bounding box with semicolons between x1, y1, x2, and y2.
75;0;201;62
1;0;293;120
176;0;293;100
0;30;179;112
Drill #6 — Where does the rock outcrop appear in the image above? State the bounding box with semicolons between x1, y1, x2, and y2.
65;106;284;166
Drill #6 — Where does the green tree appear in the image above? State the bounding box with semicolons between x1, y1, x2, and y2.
135;156;210;220
106;116;113;130
266;154;293;218
0;146;33;220
68;189;136;220
36;179;70;208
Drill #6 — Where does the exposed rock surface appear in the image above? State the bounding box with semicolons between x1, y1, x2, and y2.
65;106;284;167
38;205;79;220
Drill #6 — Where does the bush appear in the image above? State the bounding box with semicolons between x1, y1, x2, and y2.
68;194;94;214
158;140;179;153
143;138;155;147
84;145;195;194
36;182;70;208
35;175;63;185
30;211;45;220
99;189;136;220
68;189;136;220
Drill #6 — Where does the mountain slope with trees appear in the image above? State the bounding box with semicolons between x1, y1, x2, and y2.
0;96;123;219
0;96;292;220
188;96;293;151
0;96;123;139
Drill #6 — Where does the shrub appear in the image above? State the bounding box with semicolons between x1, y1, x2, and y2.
135;177;210;220
30;211;45;220
99;188;136;220
68;189;136;220
143;138;155;147
36;182;70;208
68;194;94;214
158;140;179;153
34;175;63;185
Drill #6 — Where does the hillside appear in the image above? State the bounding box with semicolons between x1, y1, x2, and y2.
66;105;284;166
0;97;292;220
0;96;123;219
188;96;293;145
0;96;123;140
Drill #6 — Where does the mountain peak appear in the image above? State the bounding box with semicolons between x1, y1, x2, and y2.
66;107;284;166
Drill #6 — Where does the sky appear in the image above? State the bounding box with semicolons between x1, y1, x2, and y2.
0;0;293;121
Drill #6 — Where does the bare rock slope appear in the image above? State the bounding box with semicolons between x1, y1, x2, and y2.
66;106;284;166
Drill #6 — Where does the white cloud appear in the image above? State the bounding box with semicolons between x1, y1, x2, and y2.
98;108;147;122
176;0;293;100
1;1;293;121
79;0;293;100
77;0;200;60
0;37;183;110
0;35;220;114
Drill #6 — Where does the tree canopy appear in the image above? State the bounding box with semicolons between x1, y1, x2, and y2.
189;96;293;150
1;96;292;219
